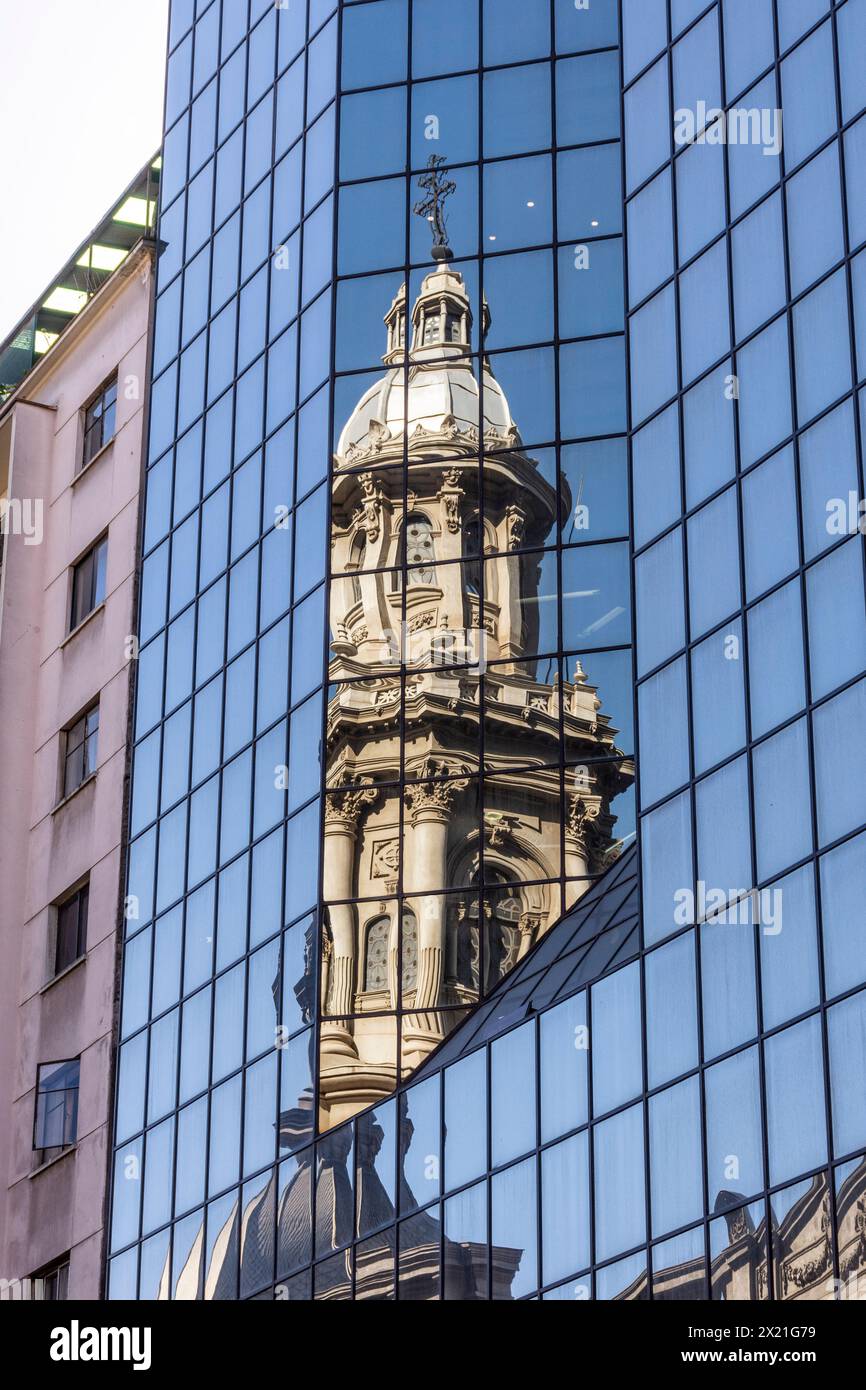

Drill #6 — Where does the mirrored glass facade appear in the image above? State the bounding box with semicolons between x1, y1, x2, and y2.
109;0;866;1300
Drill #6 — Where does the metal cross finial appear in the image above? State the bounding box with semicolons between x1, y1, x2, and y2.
413;155;457;262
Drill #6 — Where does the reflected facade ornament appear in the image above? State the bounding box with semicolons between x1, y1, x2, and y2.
318;164;634;1130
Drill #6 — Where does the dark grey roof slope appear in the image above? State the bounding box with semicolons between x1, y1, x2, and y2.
415;845;640;1077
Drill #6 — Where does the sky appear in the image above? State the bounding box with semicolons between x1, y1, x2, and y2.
0;0;169;342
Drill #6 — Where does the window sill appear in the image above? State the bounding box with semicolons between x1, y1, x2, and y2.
29;1146;77;1180
72;436;114;485
52;772;97;816
40;955;86;995
59;601;105;651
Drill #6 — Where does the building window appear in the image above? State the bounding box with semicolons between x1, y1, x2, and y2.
81;375;117;469
32;1258;70;1301
54;882;89;975
70;536;107;631
62;704;99;797
405;514;436;584
33;1060;80;1156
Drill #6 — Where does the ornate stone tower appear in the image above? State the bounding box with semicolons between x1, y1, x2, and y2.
320;182;632;1129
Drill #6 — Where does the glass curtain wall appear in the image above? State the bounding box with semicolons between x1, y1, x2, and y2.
319;0;634;1135
628;0;866;1304
108;0;338;1299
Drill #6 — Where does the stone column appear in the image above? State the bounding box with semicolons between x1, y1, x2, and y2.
402;770;467;1059
564;793;599;910
321;780;378;1059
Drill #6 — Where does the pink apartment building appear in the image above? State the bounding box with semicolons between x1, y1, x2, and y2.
0;162;158;1299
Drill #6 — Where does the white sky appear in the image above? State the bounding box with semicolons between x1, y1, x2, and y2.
0;0;169;341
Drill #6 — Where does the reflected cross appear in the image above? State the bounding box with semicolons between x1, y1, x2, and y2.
413;155;457;262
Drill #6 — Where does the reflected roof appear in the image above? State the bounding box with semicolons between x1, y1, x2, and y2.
0;156;161;403
414;845;640;1076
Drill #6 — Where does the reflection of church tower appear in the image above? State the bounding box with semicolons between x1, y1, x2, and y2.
320;163;632;1130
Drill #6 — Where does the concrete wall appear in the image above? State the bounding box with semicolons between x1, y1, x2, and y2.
0;245;153;1298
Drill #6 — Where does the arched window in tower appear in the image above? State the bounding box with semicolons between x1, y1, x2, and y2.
455;870;523;996
363;916;390;993
348;530;367;603
362;909;418;995
463;518;481;595
401;908;418;992
423;310;441;345
405;514;436;585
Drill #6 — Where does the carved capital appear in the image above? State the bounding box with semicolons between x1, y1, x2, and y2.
325;776;379;828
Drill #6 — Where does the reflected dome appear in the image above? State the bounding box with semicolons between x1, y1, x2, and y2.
336;265;520;463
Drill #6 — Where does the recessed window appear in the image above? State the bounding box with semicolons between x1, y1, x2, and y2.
54;882;89;975
34;1059;80;1156
70;537;107;631
81;375;117;470
62;705;99;797
32;1257;70;1301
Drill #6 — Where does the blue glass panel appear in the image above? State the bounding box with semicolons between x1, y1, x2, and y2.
737;315;792;469
594;1103;646;1262
557;51;621;146
696;756;752;904
726;74;782;220
814;678;866;846
540;993;588;1143
645;932;698;1087
722;0;774;101
780;22;836;170
491;1021;536;1167
680;238;730;384
630;284;677;424
742;446;799;600
760;864;820;1031
820;829;866;997
639;658;690;806
807;538;866;702
765;1016;827;1187
838;0;866;122
342;0;407;89
676;139;725;265
542;1133;590;1286
622;0;667;85
692;622;746;774
624;57;669;194
487;64;551;157
794;270;853;426
628;169;674;308
641;790;693;948
748;580;806;739
683;362;736;508
636;528;685;676
591;962;642;1114
412;0;478;78
787;143;845;298
632;404;681;549
753;718;813;883
650;1077;703;1237
444;1049;486;1191
687;487;741;639
672;13;721;123
705;1047;764;1208
829;991;866;1158
732;193;786;342
492;1157;537;1299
